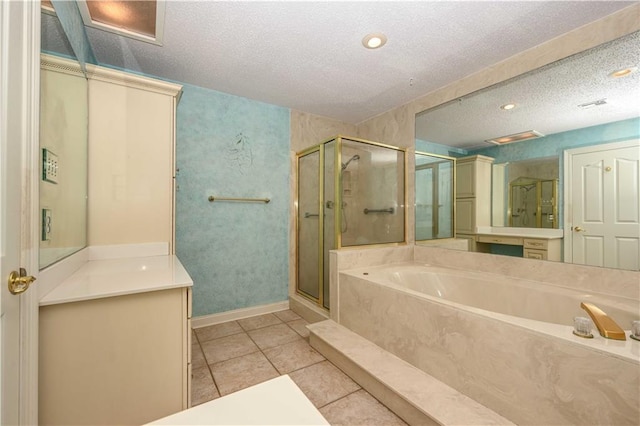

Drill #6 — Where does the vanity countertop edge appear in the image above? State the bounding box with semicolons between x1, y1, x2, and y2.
39;247;193;307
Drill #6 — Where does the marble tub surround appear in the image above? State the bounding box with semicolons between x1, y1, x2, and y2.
335;258;639;425
329;245;413;321
413;245;639;300
309;320;513;426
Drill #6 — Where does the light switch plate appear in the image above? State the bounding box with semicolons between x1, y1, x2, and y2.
42;208;52;241
42;148;59;184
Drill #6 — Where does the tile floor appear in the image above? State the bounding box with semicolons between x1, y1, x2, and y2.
191;310;407;425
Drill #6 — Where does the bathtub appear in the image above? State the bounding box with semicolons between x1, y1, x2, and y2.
337;262;640;425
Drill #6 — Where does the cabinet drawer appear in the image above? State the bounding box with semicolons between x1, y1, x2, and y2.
477;235;523;246
524;248;547;260
523;238;548;250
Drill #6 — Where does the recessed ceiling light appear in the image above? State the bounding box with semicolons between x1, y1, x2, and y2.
362;33;387;49
609;67;637;78
500;103;517;110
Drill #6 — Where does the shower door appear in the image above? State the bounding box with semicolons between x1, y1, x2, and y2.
297;149;321;301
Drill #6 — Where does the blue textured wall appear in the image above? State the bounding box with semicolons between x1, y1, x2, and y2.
175;84;290;317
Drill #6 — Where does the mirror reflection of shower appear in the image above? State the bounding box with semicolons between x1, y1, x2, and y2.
509;178;558;228
340;154;360;232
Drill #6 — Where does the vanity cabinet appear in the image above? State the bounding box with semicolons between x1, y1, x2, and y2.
523;238;561;261
455;155;493;234
86;66;182;251
40;286;192;425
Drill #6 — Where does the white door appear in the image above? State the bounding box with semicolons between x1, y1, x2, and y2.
566;140;640;270
0;1;40;424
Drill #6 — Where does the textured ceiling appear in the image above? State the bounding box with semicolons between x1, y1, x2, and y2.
42;1;637;127
415;31;640;150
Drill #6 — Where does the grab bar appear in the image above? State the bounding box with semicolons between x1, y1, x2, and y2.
364;207;394;214
208;196;270;204
304;212;319;218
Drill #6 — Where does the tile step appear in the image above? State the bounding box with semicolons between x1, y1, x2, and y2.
308;320;514;426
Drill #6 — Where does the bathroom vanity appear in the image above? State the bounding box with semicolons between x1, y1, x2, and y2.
39;249;193;425
38;59;190;425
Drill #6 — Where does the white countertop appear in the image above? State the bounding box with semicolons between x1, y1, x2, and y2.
147;375;329;425
39;254;193;306
475;226;564;239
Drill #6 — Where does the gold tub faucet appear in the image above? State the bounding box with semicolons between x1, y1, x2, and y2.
580;302;627;341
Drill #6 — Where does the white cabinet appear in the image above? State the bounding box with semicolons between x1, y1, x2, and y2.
86;66;182;252
455;155;493;234
39;287;192;425
523;238;562;261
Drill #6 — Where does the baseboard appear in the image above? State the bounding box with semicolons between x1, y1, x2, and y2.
192;300;290;328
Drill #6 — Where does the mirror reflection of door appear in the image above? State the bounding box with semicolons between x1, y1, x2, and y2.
566;140;640;271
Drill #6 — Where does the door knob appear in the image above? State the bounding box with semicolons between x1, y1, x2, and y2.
574;226;586;232
8;268;36;295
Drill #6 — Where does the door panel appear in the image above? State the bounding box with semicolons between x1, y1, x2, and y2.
1;2;39;423
570;143;640;270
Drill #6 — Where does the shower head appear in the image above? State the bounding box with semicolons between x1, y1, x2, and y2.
341;154;360;170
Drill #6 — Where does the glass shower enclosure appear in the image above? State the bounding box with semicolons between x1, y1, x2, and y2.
296;136;406;310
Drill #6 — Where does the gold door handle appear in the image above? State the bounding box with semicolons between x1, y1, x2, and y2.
574;226;586;232
8;268;36;295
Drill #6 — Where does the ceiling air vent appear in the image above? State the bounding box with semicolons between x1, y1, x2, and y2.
578;98;608;109
485;130;545;145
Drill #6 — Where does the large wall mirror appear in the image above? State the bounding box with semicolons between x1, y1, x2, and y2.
415;30;640;269
39;3;89;269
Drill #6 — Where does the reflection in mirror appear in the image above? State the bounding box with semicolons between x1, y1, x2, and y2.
415;152;454;241
492;157;559;228
39;6;88;269
414;31;639;268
